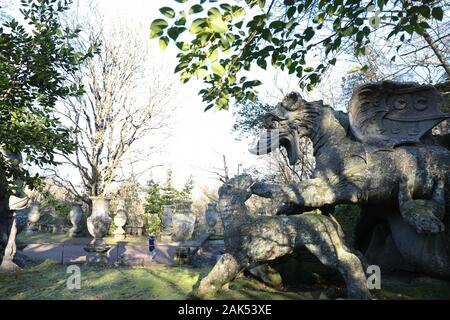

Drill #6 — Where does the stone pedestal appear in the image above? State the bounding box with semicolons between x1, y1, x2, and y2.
0;210;20;272
84;197;112;265
68;203;83;238
84;242;110;265
113;206;127;241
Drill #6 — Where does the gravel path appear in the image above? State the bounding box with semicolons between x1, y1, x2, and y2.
22;243;177;265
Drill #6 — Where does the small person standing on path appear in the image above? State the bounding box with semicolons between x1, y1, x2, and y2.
148;235;156;262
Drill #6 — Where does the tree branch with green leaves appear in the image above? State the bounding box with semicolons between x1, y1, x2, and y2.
150;0;448;111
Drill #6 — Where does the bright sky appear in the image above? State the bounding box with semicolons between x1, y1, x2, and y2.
5;0;350;197
76;0;266;195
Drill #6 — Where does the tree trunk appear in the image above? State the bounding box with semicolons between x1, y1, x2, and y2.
422;31;450;79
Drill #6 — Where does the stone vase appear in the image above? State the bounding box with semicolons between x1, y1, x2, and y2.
68;203;83;238
26;203;40;233
113;206;127;241
205;203;218;235
172;200;196;241
85;197;112;265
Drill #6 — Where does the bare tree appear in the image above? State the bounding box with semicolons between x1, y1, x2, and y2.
48;8;175;209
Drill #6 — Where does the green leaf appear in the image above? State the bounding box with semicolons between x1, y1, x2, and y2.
176;42;190;51
174;62;189;73
159;7;175;19
220;4;232;12
257;0;266;9
257;59;267;70
210;17;228;33
304;27;315;41
211;62;226;76
174;0;187;3
417;5;431;18
150;19;168;39
189;5;203;14
168;27;185;41
208;7;222;18
190;18;207;33
159;36;169;51
208;48;219;62
242;80;262;89
195;67;208;78
432;7;443;21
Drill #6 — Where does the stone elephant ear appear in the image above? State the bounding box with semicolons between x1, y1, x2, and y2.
348;81;450;150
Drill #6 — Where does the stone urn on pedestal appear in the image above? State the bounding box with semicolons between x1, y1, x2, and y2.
205;203;218;235
26;203;40;234
113;205;127;241
84;197;112;265
68;203;83;238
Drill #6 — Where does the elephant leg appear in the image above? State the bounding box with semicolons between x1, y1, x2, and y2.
196;253;247;298
0;211;20;272
398;177;445;234
301;215;371;300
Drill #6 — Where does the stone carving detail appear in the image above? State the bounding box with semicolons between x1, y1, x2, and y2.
68;203;83;238
195;175;371;300
205;203;218;235
171;200;196;241
348;81;449;150
249;81;450;280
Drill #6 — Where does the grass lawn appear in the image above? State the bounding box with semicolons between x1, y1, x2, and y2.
17;232;148;246
1;259;450;300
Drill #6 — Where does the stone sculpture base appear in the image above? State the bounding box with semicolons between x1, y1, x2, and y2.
113;227;126;241
84;240;111;266
161;232;172;243
68;229;81;238
114;233;126;241
0;259;21;273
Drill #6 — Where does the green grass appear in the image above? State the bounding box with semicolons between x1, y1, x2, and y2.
17;232;147;246
0;260;325;300
375;284;450;300
1;259;449;300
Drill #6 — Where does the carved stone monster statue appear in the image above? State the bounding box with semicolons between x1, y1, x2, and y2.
250;81;450;279
195;174;371;300
0;148;30;272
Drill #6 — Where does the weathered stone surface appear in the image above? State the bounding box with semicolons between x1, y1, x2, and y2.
84;197;111;264
195;175;371;300
68;203;83;238
172;213;196;241
160;205;174;242
250;82;450;280
0;149;30;272
113;206;127;241
205;203;218;235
